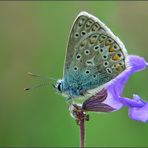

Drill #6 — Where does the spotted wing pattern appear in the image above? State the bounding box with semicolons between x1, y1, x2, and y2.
63;11;128;95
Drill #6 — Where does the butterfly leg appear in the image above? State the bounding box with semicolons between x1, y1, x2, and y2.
65;97;72;102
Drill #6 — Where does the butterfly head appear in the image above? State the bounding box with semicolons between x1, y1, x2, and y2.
54;79;63;94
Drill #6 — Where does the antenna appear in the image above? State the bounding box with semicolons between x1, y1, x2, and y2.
24;72;57;91
24;82;51;91
27;72;57;81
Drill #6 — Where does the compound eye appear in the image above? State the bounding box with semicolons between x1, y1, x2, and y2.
57;83;62;92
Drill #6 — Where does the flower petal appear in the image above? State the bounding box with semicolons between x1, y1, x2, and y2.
107;55;148;97
129;55;148;72
105;55;148;103
129;104;148;123
82;55;148;122
104;55;148;122
128;94;148;122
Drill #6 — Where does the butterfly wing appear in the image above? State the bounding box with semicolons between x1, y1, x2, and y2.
63;11;128;97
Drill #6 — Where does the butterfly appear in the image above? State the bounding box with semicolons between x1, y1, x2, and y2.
54;11;128;103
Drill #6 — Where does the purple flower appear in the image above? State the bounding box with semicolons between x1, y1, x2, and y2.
82;55;148;123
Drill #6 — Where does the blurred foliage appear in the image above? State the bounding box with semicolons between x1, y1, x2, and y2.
0;1;148;147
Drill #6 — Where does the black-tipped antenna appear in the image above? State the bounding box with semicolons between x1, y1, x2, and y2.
24;72;57;91
27;72;57;81
24;82;51;91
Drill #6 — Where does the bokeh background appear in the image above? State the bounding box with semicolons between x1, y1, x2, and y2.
0;1;148;147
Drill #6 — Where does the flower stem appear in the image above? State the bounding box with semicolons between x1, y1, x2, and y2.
70;104;88;148
79;114;85;148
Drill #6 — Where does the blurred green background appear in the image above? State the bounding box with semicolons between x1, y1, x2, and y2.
0;1;148;147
